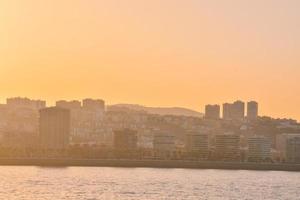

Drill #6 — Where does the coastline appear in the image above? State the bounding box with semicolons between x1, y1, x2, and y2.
0;158;300;172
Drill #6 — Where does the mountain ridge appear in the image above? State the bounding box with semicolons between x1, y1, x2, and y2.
107;104;203;118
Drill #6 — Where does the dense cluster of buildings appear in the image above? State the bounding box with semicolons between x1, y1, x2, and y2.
205;100;258;120
0;97;300;163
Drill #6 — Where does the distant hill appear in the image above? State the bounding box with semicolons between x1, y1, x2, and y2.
107;104;203;118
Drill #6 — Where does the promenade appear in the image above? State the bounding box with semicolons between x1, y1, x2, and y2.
0;158;300;172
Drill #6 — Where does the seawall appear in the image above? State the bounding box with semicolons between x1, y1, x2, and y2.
0;158;300;172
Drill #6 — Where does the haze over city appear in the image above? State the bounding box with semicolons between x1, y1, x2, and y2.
1;0;300;121
1;1;300;199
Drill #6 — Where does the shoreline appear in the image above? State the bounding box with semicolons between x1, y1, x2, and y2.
0;158;300;172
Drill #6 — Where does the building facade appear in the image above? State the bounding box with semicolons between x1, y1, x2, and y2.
185;132;209;159
248;136;271;162
247;101;258;120
82;99;105;111
7;97;46;110
215;134;240;161
222;101;245;120
39;107;71;149
277;134;300;163
153;132;176;159
113;129;138;150
205;104;220;120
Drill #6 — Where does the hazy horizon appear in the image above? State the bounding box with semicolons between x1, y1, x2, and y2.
1;0;299;120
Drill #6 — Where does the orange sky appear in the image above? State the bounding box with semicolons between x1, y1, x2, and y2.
0;0;299;120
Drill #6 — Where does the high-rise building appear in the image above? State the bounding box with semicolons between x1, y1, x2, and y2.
113;129;138;150
248;136;271;162
39;107;71;149
222;101;245;120
54;99;109;146
7;97;46;110
56;100;83;137
223;103;232;120
82;99;105;111
232;100;245;120
3;97;46;147
247;101;258;120
215;134;240;161
205;104;220;120
56;100;81;110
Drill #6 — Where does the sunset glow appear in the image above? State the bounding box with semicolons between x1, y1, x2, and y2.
1;0;299;120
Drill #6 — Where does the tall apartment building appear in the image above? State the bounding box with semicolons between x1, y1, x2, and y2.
3;97;47;146
248;136;271;162
247;101;258;120
7;97;46;110
56;100;82;138
56;100;81;110
82;99;105;111
231;100;245;120
222;100;245;120
215;134;240;161
39;107;71;149
205;104;220;120
222;103;232;120
55;99;106;139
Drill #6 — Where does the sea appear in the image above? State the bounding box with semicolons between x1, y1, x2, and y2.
0;166;299;199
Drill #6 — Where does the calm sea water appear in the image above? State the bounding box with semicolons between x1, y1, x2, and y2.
0;166;299;200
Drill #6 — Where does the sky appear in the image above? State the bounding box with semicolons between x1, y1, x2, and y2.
0;0;299;120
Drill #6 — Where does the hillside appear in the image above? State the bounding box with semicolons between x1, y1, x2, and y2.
108;104;203;118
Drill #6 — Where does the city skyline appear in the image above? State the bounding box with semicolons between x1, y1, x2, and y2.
0;96;297;121
1;1;300;121
0;95;299;165
1;1;300;199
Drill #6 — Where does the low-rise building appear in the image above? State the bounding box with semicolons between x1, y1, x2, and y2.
248;136;271;162
185;132;209;159
153;132;175;159
113;129;138;150
277;133;300;163
215;134;240;161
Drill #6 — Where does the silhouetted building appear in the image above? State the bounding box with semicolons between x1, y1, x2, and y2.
56;99;106;138
248;136;271;162
205;104;220;120
215;134;240;161
223;103;232;120
56;100;83;138
7;97;46;110
2;97;46;147
56;100;81;110
222;100;245;120
82;99;105;111
232;100;245;120
39;107;71;149
113;129;138;150
247;101;258;120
